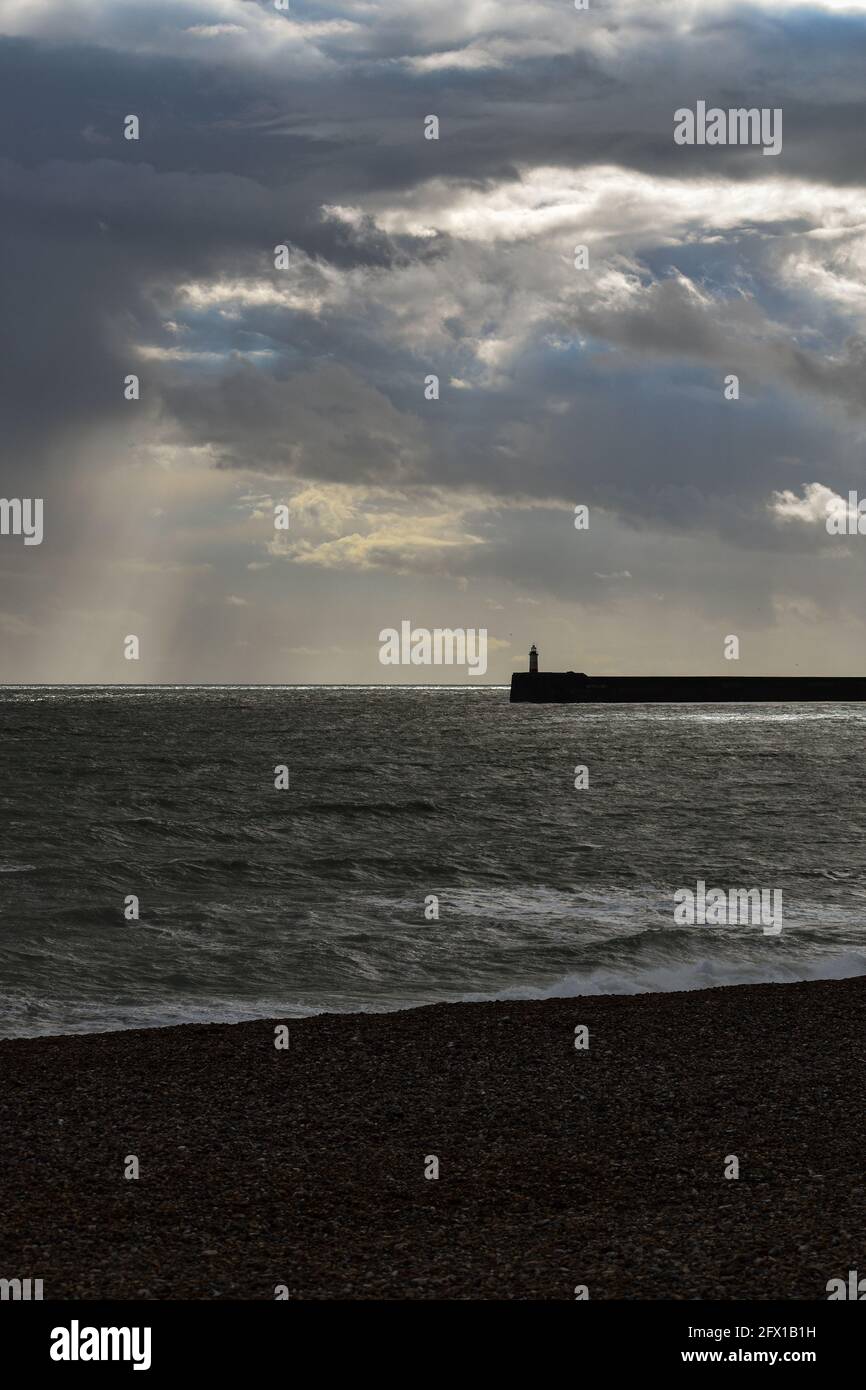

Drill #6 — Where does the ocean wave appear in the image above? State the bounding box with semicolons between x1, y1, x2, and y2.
298;799;440;817
4;686;866;1038
472;951;866;1001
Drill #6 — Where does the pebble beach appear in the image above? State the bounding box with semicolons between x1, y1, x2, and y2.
1;976;864;1300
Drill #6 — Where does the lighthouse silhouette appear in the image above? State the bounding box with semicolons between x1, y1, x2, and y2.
529;643;539;675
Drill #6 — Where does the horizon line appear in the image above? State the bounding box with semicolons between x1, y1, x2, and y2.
0;682;512;690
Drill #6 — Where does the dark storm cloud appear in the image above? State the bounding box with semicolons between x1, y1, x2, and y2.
3;0;866;682
152;249;866;544
3;1;866;534
162;360;431;482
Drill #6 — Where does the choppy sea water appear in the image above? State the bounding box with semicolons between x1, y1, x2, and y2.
1;686;865;1038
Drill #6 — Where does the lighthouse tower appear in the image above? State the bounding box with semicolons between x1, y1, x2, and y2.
529;643;539;675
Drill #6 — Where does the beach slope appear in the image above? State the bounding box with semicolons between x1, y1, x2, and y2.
1;977;864;1300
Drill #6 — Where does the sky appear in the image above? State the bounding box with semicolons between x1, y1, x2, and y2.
2;0;866;682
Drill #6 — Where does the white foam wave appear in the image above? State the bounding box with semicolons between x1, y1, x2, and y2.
470;951;866;1000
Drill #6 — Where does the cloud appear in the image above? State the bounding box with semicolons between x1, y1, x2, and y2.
5;0;866;678
770;481;852;528
163;362;431;483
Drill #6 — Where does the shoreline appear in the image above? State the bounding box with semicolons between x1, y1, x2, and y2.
2;975;864;1299
5;962;866;1044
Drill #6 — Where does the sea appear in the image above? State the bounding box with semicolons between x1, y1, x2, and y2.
1;685;865;1038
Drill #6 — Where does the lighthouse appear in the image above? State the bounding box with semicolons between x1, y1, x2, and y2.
529;643;539;675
